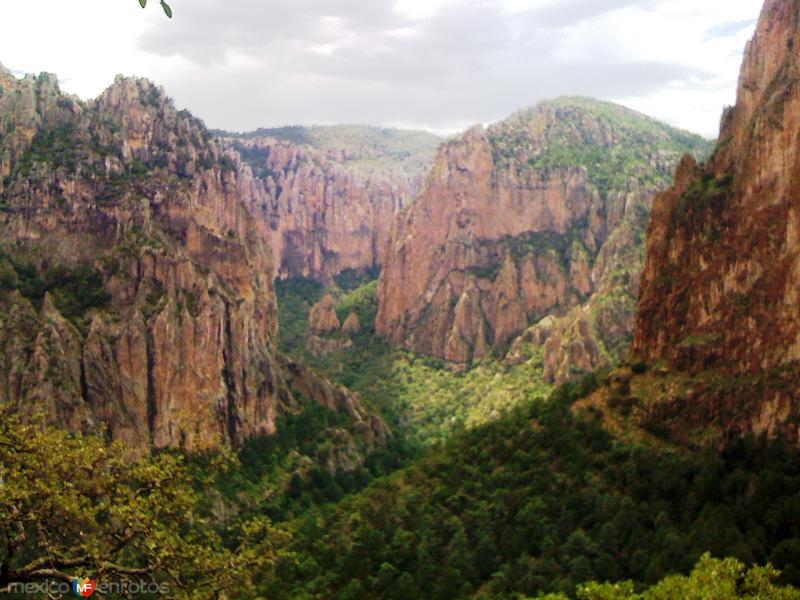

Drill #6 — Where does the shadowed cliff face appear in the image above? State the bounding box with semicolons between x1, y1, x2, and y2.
377;98;711;379
633;0;800;441
0;68;387;457
220;127;439;283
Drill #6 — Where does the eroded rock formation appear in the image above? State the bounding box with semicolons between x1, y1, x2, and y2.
635;0;800;373
341;313;362;336
308;294;341;335
0;67;384;457
305;294;353;354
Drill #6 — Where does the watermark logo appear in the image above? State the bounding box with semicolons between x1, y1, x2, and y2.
72;578;96;598
9;578;168;596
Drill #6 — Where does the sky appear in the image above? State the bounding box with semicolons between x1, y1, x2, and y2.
0;0;764;138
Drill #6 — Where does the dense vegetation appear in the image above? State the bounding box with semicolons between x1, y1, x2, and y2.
531;554;800;599
276;276;553;446
490;97;714;198
193;398;415;525
7;375;800;599
255;379;800;599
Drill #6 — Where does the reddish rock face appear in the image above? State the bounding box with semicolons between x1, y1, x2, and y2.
222;130;438;283
633;0;800;441
377;124;594;368
377;99;709;374
635;0;800;375
0;70;385;457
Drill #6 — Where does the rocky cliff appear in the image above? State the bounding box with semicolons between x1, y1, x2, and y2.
220;126;439;282
632;0;800;440
0;66;386;457
377;98;711;378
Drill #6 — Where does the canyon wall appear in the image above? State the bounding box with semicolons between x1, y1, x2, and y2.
0;67;386;456
632;0;800;439
222;126;439;282
377;98;711;379
635;0;800;373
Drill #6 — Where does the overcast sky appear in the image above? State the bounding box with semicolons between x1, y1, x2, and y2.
0;0;763;137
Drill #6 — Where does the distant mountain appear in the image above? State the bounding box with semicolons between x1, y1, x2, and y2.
377;97;712;381
215;125;441;282
222;124;441;164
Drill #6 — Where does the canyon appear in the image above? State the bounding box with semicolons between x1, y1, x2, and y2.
5;0;800;595
6;1;800;597
2;0;795;457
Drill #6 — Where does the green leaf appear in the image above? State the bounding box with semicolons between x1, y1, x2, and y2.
139;0;147;8
161;0;172;18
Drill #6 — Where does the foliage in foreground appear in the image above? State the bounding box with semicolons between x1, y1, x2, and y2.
137;0;173;19
5;376;800;599
533;553;800;599
0;407;283;598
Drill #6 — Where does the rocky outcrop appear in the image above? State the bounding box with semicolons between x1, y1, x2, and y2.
341;312;362;336
635;0;800;381
378;98;711;376
280;355;390;452
505;199;650;383
0;69;386;456
0;291;93;431
305;294;352;354
221;127;439;282
308;294;341;335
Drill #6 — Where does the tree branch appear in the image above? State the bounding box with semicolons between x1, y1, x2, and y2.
15;555;91;576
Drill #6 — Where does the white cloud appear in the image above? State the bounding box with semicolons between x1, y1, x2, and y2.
0;0;764;137
601;0;762;135
0;0;162;98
